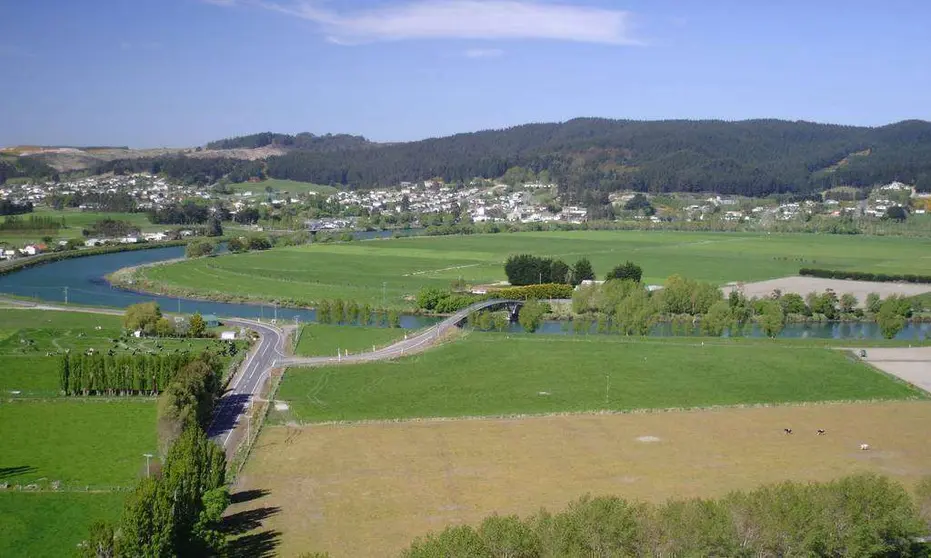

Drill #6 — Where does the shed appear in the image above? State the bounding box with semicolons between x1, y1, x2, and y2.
220;331;236;341
202;314;220;328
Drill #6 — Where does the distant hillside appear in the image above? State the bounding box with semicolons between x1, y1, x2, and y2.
256;118;931;198
205;132;372;152
6;119;931;198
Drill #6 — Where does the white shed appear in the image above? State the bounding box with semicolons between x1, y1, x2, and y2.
220;331;236;341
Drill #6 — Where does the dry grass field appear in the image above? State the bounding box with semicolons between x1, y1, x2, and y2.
230;401;931;557
723;276;931;305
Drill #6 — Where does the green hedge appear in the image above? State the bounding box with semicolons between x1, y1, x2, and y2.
800;268;931;284
492;283;575;300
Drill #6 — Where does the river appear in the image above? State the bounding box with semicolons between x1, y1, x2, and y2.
0;244;925;340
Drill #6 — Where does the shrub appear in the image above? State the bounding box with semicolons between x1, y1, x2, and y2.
493;283;574;300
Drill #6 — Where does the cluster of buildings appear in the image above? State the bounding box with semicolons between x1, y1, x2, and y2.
0;174;213;210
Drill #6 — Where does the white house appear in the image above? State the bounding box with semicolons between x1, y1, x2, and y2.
143;232;167;242
85;239;103;247
220;331;237;341
120;236;139;244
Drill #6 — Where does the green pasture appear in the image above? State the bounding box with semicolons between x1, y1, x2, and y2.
0;310;242;397
275;333;923;422
229;178;337;196
294;324;406;357
0;400;157;486
0;208;158;245
0;492;125;558
140;230;931;309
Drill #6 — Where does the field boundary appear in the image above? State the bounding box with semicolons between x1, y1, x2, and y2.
274;395;929;428
228;367;285;481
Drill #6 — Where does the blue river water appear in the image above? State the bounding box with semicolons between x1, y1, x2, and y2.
0;244;926;340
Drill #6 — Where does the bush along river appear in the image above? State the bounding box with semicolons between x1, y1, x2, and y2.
0;244;926;341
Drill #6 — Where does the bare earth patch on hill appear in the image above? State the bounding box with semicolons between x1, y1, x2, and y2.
230;401;931;558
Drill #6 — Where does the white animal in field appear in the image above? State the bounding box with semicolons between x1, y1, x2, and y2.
860;443;871;451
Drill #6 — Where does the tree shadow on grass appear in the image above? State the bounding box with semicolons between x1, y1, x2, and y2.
223;488;282;557
0;466;35;480
229;488;270;505
226;530;282;558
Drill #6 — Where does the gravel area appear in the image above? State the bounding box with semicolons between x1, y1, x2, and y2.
723;277;931;307
860;347;931;394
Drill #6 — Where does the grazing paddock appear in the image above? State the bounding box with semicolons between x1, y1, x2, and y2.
723;276;931;305
231;401;931;558
138;230;931;309
0;492;125;558
275;334;923;423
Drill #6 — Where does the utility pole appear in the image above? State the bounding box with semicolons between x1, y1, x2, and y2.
143;453;153;478
63;286;68;305
177;297;181;314
605;372;610;406
274;303;277;321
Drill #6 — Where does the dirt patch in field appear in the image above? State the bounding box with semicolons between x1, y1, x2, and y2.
863;346;931;394
229;401;931;558
723;276;931;306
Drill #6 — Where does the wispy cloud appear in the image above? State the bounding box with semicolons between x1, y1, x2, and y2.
464;48;504;58
209;1;639;45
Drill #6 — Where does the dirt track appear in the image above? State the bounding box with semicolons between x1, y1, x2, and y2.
723;276;931;306
863;346;931;394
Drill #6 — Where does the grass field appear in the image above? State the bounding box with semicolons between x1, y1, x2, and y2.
0;309;239;397
0;492;125;558
0;208;158;245
0;400;156;486
234;401;931;557
137;231;931;309
274;334;923;423
229;178;338;196
294;324;407;357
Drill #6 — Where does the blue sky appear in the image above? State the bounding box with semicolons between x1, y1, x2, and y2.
1;0;929;147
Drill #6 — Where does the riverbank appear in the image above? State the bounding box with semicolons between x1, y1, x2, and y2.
0;240;190;277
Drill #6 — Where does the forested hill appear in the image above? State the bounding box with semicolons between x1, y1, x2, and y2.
257;118;931;198
205;131;371;152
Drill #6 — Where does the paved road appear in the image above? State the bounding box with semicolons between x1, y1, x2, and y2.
206;318;287;450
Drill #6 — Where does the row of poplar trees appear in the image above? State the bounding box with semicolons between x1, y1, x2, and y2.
316;298;402;328
80;353;230;556
58;352;198;396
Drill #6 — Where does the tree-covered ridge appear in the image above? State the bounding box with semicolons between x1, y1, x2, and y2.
251;118;931;196
205;131;371;151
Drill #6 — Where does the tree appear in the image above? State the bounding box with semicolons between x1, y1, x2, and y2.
757;300;786;338
701;300;731;337
839;293;858;314
877;299;907;339
505;254;553;286
571;258;595;286
124;302;162;335
155;317;176;337
205;215;223;237
866;292;882;314
518;300;547;333
185;239;216;259
884;206;907;221
387;309;402;328
550;260;570;285
79;521;116;558
624;193;654;213
317;300;332;324
248;236;272;250
779;292;809;316
227;237;248;253
606;261;643;283
188;314;206;338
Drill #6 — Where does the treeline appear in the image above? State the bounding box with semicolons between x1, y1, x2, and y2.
47;191;136;212
83;218;138;238
0;199;34;216
58;351;213;396
505;254;594;286
0;215;63;231
221;119;931;199
206;131;370;152
81;351;229;555
148;201;211;225
401;473;931;558
316;299;402;328
0;156;57;184
800;268;931;284
94;156;265;186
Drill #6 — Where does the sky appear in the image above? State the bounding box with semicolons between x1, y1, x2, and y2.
1;0;930;148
